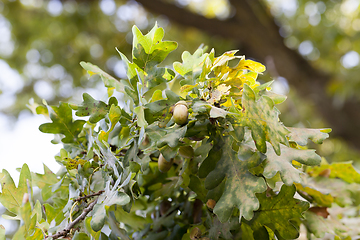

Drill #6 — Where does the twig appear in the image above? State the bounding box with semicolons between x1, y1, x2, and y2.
74;190;104;202
46;199;98;239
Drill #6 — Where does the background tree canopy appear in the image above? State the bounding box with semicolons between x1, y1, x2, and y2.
2;0;360;164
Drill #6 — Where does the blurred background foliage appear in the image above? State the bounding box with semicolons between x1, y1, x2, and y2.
1;0;360;166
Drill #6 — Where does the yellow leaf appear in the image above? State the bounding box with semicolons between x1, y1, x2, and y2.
237;59;266;73
212;50;240;69
151;89;164;101
181;84;198;93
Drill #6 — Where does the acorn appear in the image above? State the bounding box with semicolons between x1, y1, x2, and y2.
190;227;202;240
206;199;216;210
158;153;173;173
173;101;188;126
141;134;150;147
159;199;171;216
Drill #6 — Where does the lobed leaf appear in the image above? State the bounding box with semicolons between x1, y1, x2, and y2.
146;123;187;148
132;24;177;68
304;211;349;239
204;138;267;222
240;84;289;155
246;185;309;239
208;215;233;240
0;164;32;215
173;48;208;79
80;61;129;93
74;93;108;123
98;104;122;142
32;164;58;201
124;24;177;89
295;183;334;207
288;127;332;146
91;179;131;232
307;161;360;184
263;143;321;186
39;102;86;144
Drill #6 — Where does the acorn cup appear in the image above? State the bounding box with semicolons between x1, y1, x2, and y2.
190;227;202;240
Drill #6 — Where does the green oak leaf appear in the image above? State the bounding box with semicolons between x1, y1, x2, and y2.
240;223;256;240
307;161;360;184
144;90;180;125
263;143;321;186
90;203;107;232
39;102;86;144
91;180;130;232
146;123;187;148
295;183;334;207
80;61;130;93
247;185;309;239
134;105;148;128
43;204;58;224
20;202;37;237
198;143;221;179
204;138;267;222
26;228;44;240
208;215;233;240
32;164;58;201
119;24;177;91
240;84;289;155
44;201;66;225
188;175;207;202
210;106;230;118
145;99;172;114
132;24;177;69
287;127;332;146
73;232;91;240
98;104;122;142
112;207;151;231
74;93;117;124
263;91;287;105
0;164;32;215
304;211;349;239
173;48;208;80
85;217;101;239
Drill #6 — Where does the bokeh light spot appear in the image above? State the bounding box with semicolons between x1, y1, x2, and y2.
298;40;313;56
341;51;360;69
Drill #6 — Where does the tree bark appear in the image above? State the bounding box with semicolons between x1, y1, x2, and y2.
135;0;360;150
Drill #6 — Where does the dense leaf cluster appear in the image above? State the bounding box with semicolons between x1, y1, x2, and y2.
1;24;360;239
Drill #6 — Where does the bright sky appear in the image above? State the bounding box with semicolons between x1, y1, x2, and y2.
0;111;61;234
0;112;61;182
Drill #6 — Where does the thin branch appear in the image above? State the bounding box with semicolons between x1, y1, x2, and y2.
74;190;104;202
46;198;98;239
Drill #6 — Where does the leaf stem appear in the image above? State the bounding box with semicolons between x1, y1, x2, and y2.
69;201;78;223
